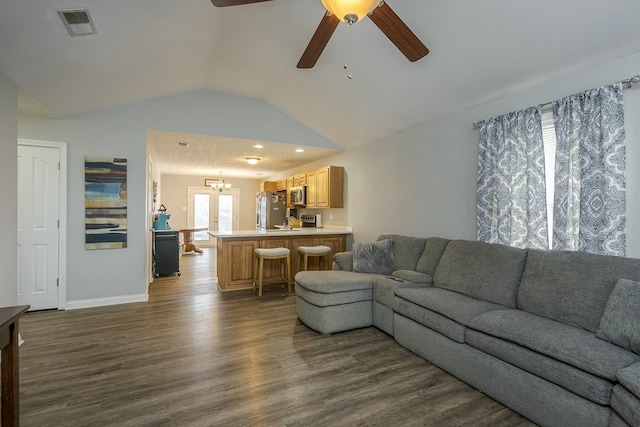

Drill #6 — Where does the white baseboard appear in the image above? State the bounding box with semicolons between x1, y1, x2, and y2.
66;293;148;310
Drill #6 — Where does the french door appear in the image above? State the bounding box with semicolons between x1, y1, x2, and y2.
187;187;239;246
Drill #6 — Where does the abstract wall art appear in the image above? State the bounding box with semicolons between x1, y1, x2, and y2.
85;156;128;249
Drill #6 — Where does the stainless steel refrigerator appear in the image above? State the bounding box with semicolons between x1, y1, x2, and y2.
256;191;287;229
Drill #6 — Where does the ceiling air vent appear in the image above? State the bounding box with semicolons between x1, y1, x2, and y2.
57;8;97;36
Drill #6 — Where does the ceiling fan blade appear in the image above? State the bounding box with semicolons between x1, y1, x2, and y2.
297;13;340;69
211;0;273;7
368;2;429;62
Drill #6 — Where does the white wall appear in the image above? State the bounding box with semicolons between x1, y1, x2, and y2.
17;89;336;304
272;53;640;257
0;70;17;306
18;117;149;304
160;174;261;232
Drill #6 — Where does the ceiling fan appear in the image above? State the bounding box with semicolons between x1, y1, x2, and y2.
210;0;429;69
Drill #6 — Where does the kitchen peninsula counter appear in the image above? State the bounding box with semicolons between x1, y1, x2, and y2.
210;227;352;292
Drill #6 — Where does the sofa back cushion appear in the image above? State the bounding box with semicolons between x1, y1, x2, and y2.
377;234;427;271
518;250;640;333
433;240;527;308
416;237;451;276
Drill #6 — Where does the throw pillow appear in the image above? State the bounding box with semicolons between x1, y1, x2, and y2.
596;278;640;354
353;239;395;275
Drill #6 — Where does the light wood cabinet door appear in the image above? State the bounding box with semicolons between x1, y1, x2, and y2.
316;167;329;207
293;174;306;186
261;181;277;192
306;170;317;208
225;240;258;288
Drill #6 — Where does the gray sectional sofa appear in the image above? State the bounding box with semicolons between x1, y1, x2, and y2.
294;235;640;427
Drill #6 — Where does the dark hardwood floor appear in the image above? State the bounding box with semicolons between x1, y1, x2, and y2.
17;249;535;426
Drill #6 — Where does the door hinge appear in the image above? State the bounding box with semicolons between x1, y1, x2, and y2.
57;219;60;228
58;161;60;170
57;278;59;287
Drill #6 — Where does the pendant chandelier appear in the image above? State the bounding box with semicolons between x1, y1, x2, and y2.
210;171;231;192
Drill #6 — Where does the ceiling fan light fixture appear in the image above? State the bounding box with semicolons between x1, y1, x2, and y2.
321;0;381;24
246;157;260;165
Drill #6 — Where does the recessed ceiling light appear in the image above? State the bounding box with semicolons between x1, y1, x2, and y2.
246;157;260;165
253;144;264;149
296;148;305;153
176;141;189;147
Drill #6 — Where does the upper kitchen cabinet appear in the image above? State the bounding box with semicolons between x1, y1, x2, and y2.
275;179;287;191
306;170;317;207
261;181;277;191
293;173;306;186
307;166;344;208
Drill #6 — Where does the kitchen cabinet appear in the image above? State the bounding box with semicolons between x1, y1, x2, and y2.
261;181;277;191
217;239;258;288
306;170;317;207
293;173;306;186
275;179;287;191
307;166;344;208
215;231;348;291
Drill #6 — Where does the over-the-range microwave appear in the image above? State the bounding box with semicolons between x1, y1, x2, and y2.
290;185;306;206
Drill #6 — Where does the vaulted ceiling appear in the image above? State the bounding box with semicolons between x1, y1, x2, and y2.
1;0;638;174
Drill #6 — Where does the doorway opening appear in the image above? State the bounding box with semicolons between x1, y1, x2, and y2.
188;187;239;246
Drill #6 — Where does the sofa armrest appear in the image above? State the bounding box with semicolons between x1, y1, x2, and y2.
333;251;353;271
392;270;433;284
618;362;640;399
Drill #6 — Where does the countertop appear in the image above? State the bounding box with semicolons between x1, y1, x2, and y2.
209;226;352;238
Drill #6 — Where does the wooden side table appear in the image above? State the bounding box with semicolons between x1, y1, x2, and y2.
179;227;208;254
1;305;29;427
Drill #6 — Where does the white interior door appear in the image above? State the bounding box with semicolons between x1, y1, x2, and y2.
188;187;239;245
17;144;60;310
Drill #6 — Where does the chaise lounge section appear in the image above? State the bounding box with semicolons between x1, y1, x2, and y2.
294;235;640;427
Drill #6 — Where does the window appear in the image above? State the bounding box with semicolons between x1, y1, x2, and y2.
541;108;557;249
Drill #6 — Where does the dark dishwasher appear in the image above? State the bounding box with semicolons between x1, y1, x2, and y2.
153;230;180;277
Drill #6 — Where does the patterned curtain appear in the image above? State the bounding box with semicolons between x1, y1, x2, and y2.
477;106;548;249
552;83;626;256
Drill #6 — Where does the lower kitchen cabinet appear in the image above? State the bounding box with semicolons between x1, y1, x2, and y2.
216;233;347;291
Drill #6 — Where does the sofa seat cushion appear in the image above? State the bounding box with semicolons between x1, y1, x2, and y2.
391;270;433;284
433;240;527;308
393;287;508;343
466;329;615;405
295;271;374;307
372;276;429;307
468;309;640;381
617;362;640;398
611;384;640;427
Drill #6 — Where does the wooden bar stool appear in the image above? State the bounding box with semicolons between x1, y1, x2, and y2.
253;247;291;297
297;245;332;271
